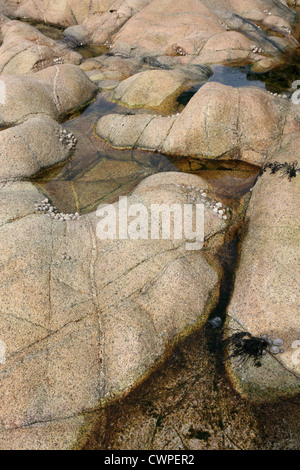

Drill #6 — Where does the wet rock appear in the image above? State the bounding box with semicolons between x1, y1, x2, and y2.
0;172;225;448
226;133;300;400
0;20;82;75
0;64;97;127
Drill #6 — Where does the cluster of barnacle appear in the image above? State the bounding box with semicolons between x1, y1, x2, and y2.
53;57;63;64
175;46;186;56
220;21;230;30
264;10;272;15
104;40;113;49
35;198;80;222
224;331;285;368
267;90;289;99
259;161;299;181
56;128;77;151
250;44;264;54
176;183;231;221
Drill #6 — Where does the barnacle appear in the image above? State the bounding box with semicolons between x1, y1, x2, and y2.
224;331;269;368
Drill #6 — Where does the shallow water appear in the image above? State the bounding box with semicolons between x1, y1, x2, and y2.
34;90;259;215
177;58;300;105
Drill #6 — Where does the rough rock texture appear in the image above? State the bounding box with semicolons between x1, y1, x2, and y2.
96;82;300;165
0;20;82;75
111;0;297;69
226;133;300;400
0;0;115;26
0;172;226;449
0;64;97;127
0;116;74;179
1;1;297;73
63;0;150;46
80;54;143;81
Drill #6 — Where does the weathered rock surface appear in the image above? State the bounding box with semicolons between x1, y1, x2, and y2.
2;1;296;73
111;0;297;69
63;0;150;46
0;0;115;27
226;133;300;400
112;69;190;109
0;171;227;449
0;20;82;75
80;54;143;81
0;116;74;179
0;64;97;127
96;82;300;165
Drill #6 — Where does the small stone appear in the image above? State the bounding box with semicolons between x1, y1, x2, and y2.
273;338;284;346
209;317;222;328
270;346;280;354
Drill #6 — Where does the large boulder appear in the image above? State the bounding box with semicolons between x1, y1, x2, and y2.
226;133;300;400
96;82;300;165
0;116;75;179
63;0;150;46
112;69;191;109
0;172;227;449
0;20;82;75
0;64;97;127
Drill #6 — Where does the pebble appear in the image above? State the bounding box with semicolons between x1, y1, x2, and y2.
209;317;222;328
270;346;280;354
273;338;284;346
